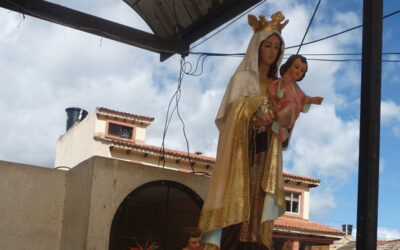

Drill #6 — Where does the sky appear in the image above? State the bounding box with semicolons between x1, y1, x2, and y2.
1;0;400;241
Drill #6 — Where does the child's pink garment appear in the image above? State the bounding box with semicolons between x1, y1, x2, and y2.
268;78;310;141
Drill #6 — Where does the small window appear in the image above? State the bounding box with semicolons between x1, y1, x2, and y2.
108;123;133;139
285;192;300;214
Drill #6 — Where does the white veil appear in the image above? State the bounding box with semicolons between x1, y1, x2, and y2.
215;30;285;130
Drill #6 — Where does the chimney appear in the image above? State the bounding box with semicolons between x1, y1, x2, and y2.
65;107;88;131
342;224;353;236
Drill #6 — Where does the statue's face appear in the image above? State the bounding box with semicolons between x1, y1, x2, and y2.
286;58;307;81
259;34;281;67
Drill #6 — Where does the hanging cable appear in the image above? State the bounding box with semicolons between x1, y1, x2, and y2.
287;9;400;50
182;55;209;76
159;58;186;169
189;9;400;54
189;51;400;58
289;58;400;62
159;57;211;176
189;0;266;51
297;0;322;54
189;50;400;58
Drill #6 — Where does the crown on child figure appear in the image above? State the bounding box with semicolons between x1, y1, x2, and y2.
248;12;289;34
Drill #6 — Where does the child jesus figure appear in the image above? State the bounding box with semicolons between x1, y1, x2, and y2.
268;55;324;143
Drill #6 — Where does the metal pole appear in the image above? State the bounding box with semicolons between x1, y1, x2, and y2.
356;0;382;248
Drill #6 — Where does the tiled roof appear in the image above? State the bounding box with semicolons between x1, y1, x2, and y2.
377;239;400;249
94;135;215;164
274;216;345;237
283;172;320;186
338;240;400;249
94;135;320;184
96;107;154;122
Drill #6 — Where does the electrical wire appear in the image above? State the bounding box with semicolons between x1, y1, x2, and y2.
296;0;322;54
159;57;211;176
190;9;400;55
189;51;400;58
159;59;185;168
286;9;400;50
166;4;400;165
188;51;400;58
182;55;209;76
288;58;400;62
189;0;267;51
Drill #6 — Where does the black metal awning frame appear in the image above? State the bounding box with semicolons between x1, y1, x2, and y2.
0;0;262;61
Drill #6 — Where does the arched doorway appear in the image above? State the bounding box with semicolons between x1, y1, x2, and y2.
109;180;203;250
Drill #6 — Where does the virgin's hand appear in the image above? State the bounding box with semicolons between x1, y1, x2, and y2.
252;112;275;127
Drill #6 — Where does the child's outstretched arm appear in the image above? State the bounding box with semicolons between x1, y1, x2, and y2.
306;96;324;105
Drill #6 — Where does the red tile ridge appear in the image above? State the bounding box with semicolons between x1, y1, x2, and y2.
94;135;322;183
94;135;215;163
97;107;154;122
282;172;320;185
377;239;400;246
274;216;345;236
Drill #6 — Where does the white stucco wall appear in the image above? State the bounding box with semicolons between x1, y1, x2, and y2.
61;156;210;250
135;126;146;143
303;189;310;220
0;160;66;250
0;157;209;250
55;112;110;169
94;118;107;134
0;155;324;250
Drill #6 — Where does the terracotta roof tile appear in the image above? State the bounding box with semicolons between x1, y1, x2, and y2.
94;135;320;184
283;172;320;185
94;135;215;163
377;239;400;247
97;107;154;122
274;216;345;236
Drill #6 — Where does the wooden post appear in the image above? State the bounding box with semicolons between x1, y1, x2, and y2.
356;0;383;248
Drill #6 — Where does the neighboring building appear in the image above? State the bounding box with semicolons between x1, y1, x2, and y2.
273;173;344;249
56;107;214;175
377;239;400;249
0;107;344;250
337;239;400;250
55;107;344;249
331;225;353;249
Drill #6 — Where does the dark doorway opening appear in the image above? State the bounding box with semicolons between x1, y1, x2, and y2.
109;180;203;250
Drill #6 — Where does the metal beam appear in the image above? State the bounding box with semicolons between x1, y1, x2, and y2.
181;0;262;46
356;0;383;248
0;0;188;59
160;0;262;61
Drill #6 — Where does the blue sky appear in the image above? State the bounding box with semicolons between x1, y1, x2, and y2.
1;0;400;240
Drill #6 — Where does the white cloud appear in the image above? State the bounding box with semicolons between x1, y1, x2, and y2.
0;1;363;173
381;100;400;136
380;158;385;173
381;100;400;125
309;187;337;219
284;104;359;179
262;2;362;181
378;227;400;241
350;227;400;241
393;126;400;136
